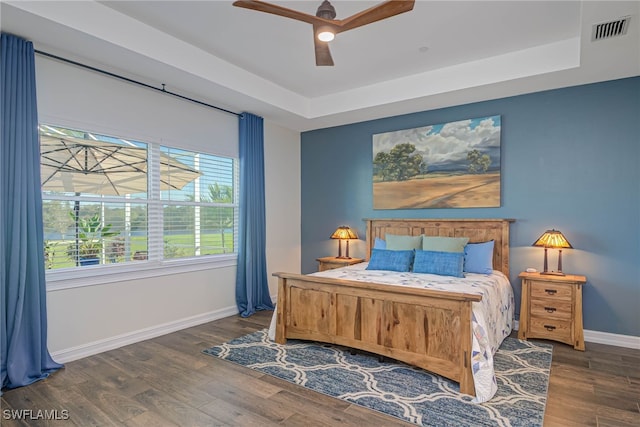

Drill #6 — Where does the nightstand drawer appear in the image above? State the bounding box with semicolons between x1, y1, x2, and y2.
530;281;573;300
529;317;572;342
518;271;586;351
530;298;572;319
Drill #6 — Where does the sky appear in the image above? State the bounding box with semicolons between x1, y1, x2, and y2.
372;115;501;172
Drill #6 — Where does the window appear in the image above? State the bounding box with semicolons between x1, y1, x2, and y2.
41;124;238;273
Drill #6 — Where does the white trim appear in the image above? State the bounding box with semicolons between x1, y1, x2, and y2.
52;310;640;364
584;329;640;349
50;305;239;363
514;320;640;349
46;254;237;291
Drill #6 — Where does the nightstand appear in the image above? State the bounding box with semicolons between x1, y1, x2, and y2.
316;256;364;272
518;271;587;351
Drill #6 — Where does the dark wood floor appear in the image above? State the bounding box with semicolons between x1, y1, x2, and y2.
2;311;639;426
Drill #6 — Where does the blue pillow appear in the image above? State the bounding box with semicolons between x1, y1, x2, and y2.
464;240;495;274
373;237;386;249
412;250;464;278
366;249;414;272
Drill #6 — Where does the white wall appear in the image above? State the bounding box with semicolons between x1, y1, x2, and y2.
35;56;238;157
35;55;301;361
46;267;238;358
264;121;302;296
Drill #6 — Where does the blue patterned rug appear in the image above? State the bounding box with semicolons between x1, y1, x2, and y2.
203;329;552;426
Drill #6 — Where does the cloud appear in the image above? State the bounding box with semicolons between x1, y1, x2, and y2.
373;116;500;170
372;125;433;155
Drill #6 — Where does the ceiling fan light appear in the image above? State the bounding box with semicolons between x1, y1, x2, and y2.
317;28;335;42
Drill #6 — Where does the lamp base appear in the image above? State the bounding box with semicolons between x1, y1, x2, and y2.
541;271;566;276
335;256;352;259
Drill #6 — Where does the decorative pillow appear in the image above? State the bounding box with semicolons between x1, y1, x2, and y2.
366;249;414;272
464;240;495;274
422;236;469;253
412;250;464;278
385;234;422;250
373;237;386;250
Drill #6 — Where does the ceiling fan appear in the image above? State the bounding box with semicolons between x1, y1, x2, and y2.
232;0;416;66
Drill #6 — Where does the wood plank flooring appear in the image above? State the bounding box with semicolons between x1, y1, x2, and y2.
2;311;639;426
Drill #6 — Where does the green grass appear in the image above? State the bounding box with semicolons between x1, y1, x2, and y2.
45;233;234;270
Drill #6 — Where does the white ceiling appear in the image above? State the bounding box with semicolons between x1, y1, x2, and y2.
2;1;639;131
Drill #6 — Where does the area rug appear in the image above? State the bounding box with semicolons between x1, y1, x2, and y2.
203;330;552;426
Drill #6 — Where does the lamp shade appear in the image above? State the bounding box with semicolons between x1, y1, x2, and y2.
532;229;573;249
330;226;358;240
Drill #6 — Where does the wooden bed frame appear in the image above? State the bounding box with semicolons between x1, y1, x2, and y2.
272;218;514;396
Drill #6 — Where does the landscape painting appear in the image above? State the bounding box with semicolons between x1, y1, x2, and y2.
373;115;501;209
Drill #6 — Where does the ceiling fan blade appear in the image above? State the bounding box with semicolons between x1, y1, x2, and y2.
313;27;334;66
233;0;334;26
234;0;415;66
336;0;415;33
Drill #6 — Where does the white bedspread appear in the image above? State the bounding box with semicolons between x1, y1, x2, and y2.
268;262;515;402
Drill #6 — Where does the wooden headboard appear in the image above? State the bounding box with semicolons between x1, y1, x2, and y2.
365;218;515;276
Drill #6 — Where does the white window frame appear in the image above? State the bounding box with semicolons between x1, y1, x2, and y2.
43;128;239;292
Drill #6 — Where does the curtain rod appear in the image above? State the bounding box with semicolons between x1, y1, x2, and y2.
34;49;241;117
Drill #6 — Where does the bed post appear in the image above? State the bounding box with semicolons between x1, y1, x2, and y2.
365;220;374;260
501;219;513;277
275;277;287;344
458;301;475;396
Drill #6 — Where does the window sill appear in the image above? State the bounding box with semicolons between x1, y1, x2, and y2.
45;254;238;292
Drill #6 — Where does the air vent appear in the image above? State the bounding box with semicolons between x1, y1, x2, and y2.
591;16;630;41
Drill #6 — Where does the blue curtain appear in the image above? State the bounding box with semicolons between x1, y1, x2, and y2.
1;33;62;392
235;113;274;317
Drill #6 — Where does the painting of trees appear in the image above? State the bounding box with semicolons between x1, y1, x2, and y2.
467;149;491;173
372;115;501;209
373;143;426;182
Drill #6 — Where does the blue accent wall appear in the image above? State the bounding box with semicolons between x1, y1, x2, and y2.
301;77;640;336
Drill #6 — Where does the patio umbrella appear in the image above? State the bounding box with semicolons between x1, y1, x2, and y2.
40;134;202;264
40;134;201;195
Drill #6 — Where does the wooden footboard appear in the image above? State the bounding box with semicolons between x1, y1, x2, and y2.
273;218;514;397
272;272;481;396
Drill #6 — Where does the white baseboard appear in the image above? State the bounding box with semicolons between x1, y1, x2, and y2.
52;309;639;364
584;329;640;349
514;320;640;349
51;305;239;363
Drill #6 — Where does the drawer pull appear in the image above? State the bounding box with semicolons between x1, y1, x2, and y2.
544;325;556;331
544;289;557;295
544;306;557;313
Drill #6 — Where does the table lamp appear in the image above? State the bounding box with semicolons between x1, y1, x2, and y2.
532;229;573;275
330;226;358;259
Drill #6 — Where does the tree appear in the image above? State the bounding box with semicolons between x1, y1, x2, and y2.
204;183;234;252
373;143;426;182
207;183;233;203
130;206;147;232
373;152;392;181
181;184;234;254
467;149;491;173
42;200;74;239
